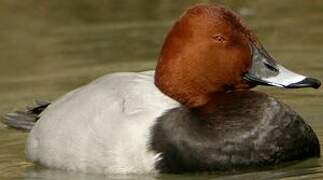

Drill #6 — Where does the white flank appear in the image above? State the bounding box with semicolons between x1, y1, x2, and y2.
26;71;179;174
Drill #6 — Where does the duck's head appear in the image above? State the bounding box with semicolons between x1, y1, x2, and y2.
155;4;321;108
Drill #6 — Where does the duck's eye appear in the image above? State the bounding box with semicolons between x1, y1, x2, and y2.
212;34;227;44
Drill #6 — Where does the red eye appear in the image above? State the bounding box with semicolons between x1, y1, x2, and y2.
212;34;227;44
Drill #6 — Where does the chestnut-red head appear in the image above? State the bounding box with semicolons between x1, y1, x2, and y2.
155;4;321;108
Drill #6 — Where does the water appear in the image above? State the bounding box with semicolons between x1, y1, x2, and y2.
0;0;322;179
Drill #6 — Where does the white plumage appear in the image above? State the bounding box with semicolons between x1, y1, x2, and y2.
26;71;179;174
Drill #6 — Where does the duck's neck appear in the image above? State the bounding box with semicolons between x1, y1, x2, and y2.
155;67;219;108
154;48;226;108
155;65;230;108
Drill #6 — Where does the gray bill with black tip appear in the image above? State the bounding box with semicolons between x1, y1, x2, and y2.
243;44;321;89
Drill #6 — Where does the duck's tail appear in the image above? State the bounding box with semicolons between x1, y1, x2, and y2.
3;100;50;131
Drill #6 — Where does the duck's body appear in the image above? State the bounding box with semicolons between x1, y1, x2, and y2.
4;4;321;174
25;73;320;174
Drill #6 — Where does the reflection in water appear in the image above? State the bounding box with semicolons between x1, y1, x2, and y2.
21;158;323;180
0;0;322;179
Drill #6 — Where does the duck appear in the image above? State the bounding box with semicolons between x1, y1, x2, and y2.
4;4;321;174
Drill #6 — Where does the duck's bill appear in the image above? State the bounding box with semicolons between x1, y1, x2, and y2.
243;44;321;89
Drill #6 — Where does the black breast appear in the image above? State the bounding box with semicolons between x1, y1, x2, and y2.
149;91;320;173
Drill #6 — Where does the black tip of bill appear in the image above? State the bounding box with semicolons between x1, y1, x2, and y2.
286;77;321;89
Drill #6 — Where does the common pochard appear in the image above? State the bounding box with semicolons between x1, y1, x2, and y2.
4;4;321;174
